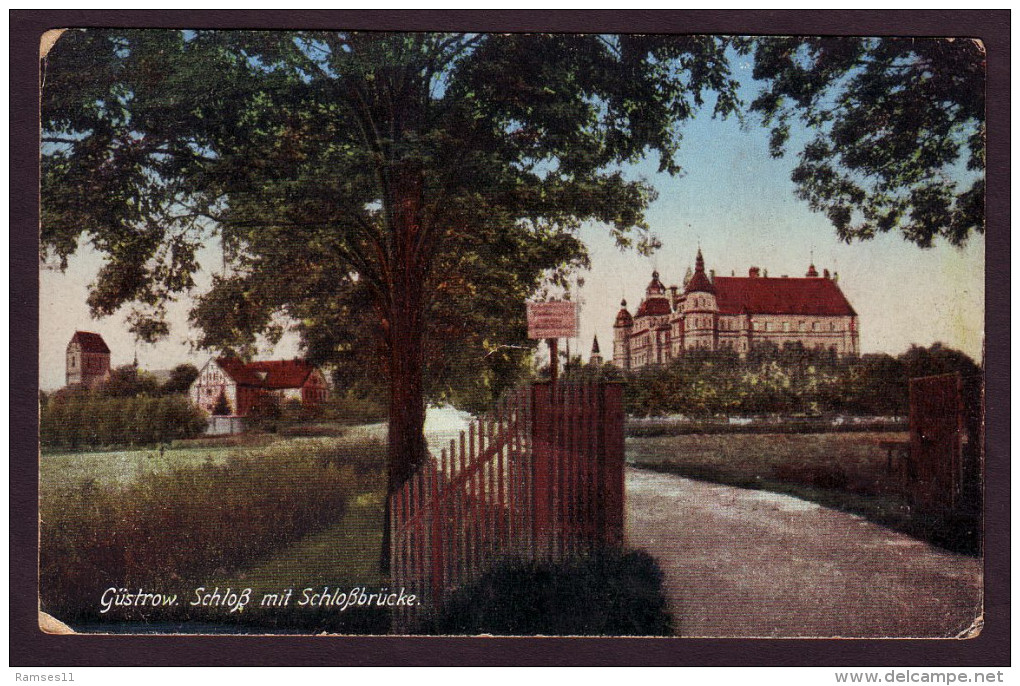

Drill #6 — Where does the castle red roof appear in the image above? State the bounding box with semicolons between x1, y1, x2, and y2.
645;270;667;296
635;298;672;318
712;276;856;316
614;300;633;328
70;331;110;354
215;358;318;389
684;249;715;294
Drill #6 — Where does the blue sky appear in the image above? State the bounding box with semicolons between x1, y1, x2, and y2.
39;41;985;390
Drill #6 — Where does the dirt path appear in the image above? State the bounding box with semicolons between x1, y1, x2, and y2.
626;467;983;638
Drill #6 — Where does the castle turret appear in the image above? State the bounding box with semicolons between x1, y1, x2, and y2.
590;336;603;366
684;249;715;294
681;250;718;353
612;299;633;370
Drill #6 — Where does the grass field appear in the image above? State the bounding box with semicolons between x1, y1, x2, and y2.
39;433;390;632
627;432;980;555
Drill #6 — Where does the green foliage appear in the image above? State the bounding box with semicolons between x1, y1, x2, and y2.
41;393;206;449
419;547;673;636
619;343;979;418
39;437;387;622
95;364;161;398
318;393;388;425
740;36;984;247
211;389;231;416
40;31;742;468
160;363;199;395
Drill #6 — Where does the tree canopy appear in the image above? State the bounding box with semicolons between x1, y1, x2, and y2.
42;30;741;489
741;36;985;248
41;31;986;491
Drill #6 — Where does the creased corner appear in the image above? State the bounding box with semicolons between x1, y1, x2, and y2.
40;29;67;60
955;614;984;639
39;611;75;635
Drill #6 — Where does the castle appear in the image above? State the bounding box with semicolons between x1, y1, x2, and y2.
613;251;859;369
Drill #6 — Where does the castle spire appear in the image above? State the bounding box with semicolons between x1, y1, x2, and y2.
684;249;715;294
590;335;603;366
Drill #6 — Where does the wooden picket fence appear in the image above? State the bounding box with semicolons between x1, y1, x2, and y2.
389;380;625;629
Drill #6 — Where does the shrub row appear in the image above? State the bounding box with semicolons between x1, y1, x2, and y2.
625;418;908;437
40;438;386;622
418;547;674;636
41;394;207;449
601;343;982;419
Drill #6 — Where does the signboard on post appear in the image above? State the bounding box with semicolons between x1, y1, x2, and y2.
527;301;578;340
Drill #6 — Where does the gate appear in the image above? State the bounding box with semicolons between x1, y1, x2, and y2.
389;380;625;627
907;373;965;508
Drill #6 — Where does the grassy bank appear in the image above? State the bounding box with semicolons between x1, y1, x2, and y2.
40;435;387;628
627;432;980;556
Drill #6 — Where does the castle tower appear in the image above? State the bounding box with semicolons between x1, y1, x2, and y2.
681;249;719;352
612;299;633;370
590;336;603;366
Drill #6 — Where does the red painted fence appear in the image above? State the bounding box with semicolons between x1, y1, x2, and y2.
389;381;625;627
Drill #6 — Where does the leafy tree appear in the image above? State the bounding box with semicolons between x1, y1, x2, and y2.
160;363;199;395
41;31;741;513
94;364;161;398
742;36;984;247
212;389;231;416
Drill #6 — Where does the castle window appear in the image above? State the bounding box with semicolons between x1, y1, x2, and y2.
812;322;819;331
783;322;790;332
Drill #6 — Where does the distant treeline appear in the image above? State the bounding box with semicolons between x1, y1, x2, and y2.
40;393;207;449
566;342;982;419
41;365;207;449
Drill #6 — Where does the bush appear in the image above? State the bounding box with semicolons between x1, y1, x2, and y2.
41;394;206;449
39;438;386;622
320;394;388;424
619;343;981;419
419;548;674;636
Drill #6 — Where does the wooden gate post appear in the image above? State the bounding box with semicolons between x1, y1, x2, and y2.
530;382;554;556
597;382;625;546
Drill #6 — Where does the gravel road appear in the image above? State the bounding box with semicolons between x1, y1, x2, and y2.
626;467;983;638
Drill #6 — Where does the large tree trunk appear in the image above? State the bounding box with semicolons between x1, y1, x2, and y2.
380;300;428;573
380;164;430;574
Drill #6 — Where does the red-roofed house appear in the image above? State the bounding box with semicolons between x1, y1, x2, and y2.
66;331;112;387
189;357;330;417
613;251;859;370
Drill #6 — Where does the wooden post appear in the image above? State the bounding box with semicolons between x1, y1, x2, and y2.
600;383;626;546
548;338;558;384
531;382;553;556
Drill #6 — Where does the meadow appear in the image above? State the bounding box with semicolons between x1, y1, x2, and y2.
39;432;389;632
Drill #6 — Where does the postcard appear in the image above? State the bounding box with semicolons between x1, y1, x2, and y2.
35;24;987;643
